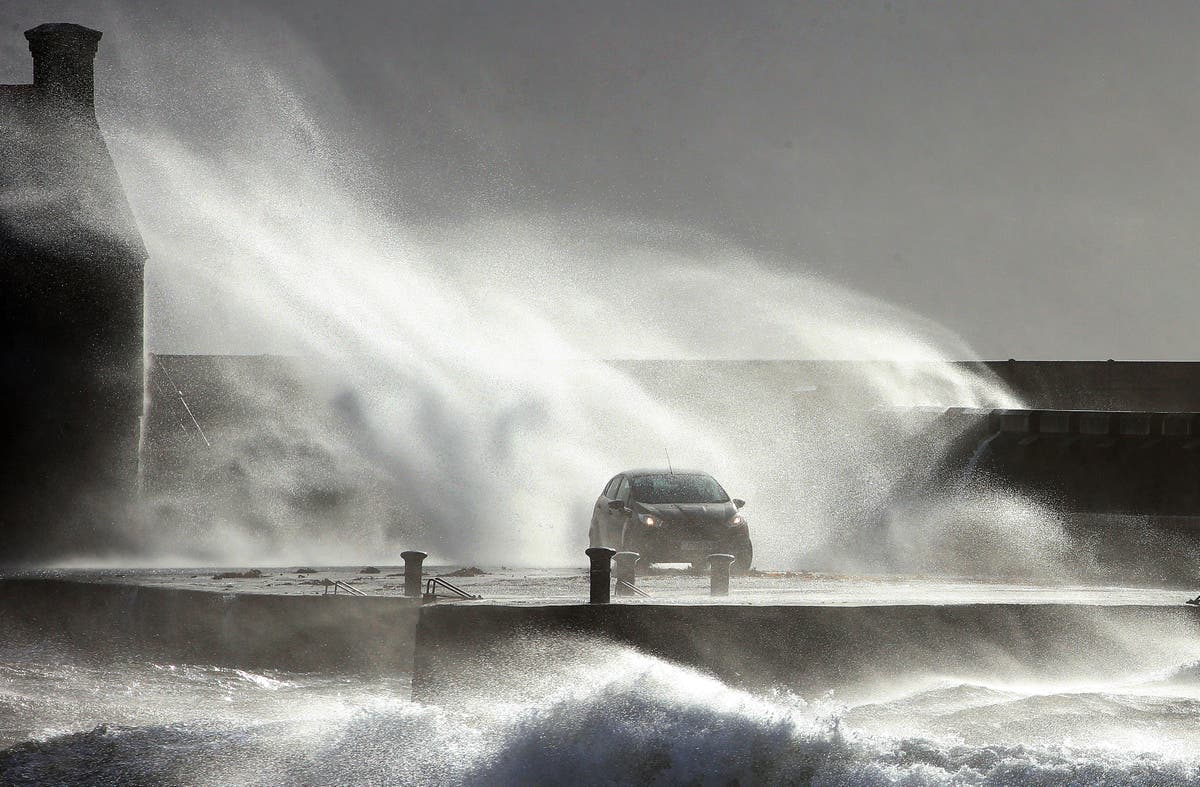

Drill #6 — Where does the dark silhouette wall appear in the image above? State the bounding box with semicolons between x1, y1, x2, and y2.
0;24;146;563
982;360;1200;412
920;407;1200;517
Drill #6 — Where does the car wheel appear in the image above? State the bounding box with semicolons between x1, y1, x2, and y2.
732;540;753;575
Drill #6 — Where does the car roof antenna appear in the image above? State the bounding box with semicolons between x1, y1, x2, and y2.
665;448;673;475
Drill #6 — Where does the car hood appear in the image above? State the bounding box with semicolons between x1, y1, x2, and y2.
633;501;736;522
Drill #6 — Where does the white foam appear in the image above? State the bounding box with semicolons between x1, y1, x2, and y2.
3;646;1200;785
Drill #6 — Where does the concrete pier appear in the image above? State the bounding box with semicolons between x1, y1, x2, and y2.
0;578;419;672
411;602;1200;702
4;572;1198;703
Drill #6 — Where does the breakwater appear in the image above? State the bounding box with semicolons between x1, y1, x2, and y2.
412;602;1200;701
5;577;1198;703
0;578;418;672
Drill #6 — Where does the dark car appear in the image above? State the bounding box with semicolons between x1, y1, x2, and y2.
588;469;752;573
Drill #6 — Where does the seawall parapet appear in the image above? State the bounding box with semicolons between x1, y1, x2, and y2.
0;578;419;672
412;602;1200;702
7;578;1199;700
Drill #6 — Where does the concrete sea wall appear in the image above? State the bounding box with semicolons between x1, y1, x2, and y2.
0;579;419;673
412;602;1200;701
6;579;1199;700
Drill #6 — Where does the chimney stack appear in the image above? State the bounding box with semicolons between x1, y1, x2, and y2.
25;23;103;107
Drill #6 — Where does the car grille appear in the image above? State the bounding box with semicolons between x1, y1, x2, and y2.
677;520;721;537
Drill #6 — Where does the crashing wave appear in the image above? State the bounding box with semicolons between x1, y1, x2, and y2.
3;654;1200;786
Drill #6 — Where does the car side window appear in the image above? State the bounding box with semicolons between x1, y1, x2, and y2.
603;476;620;498
616;477;631;503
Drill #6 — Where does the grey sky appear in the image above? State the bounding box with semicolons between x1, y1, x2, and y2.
4;0;1199;359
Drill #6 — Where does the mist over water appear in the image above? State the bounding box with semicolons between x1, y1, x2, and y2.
82;34;1060;572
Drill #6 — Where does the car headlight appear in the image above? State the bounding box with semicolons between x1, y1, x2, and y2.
728;514;746;527
639;513;662;527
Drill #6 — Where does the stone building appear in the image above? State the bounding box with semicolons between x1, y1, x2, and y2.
0;24;145;561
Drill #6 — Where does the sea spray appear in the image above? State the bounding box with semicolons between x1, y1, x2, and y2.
66;25;1037;573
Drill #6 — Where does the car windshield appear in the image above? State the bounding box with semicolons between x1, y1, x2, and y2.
631;474;729;504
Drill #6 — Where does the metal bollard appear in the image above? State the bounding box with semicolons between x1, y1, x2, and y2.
400;550;427;598
585;547;617;604
707;554;736;596
613;551;640;597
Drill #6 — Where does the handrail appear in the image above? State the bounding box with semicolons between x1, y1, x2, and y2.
616;579;650;597
424;576;482;601
322;578;367;597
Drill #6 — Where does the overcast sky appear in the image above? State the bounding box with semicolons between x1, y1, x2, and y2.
5;0;1200;359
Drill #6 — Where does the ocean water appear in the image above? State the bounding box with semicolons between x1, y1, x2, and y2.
2;641;1199;786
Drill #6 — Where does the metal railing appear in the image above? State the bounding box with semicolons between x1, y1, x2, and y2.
424;576;482;601
616;579;650;597
322;579;367;597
